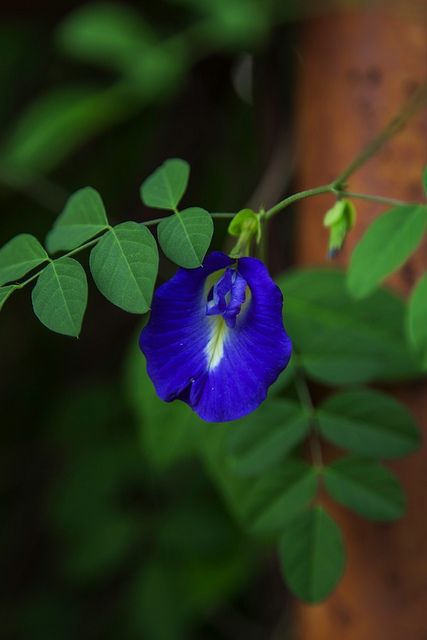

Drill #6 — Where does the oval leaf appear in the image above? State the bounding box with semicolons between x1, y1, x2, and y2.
278;269;420;385
317;389;421;459
0;285;17;311
140;158;190;211
347;205;427;299
324;456;406;521
0;234;48;285
157;207;213;268
228;399;310;477
90;222;158;313
32;258;88;337
279;506;345;603
47;187;109;253
407;272;427;369
241;460;317;535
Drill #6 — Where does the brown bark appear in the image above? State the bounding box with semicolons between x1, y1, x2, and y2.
294;7;427;640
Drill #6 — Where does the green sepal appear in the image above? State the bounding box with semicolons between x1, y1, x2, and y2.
228;208;261;257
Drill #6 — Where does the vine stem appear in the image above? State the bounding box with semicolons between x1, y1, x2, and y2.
293;364;323;470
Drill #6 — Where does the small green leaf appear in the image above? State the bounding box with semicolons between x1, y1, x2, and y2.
347;205;427;299
228;399;310;477
90;222;158;313
31;258;88;337
279;506;345;603
157;207;213;268
278;269;420;385
242;460;317;534
140;158;190;211
407;272;427;368
324;456;406;521
0;234;48;285
0;285;17;311
46;187;109;253
317;389;421;459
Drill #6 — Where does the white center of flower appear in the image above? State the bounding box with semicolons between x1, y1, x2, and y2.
205;315;228;370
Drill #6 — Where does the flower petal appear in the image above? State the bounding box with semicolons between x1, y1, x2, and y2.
139;252;233;401
139;253;292;423
189;257;292;421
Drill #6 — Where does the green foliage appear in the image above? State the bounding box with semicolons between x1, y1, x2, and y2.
279;268;419;385
317;389;421;459
227;399;310;477
407;272;427;368
31;258;88;337
90;222;158;313
347;205;427;298
141;158;190;211
1;86;130;173
56;3;154;74
279;506;345;603
0;285;17;310
46;187;109;253
126;347;203;472
0;233;48;285
242;461;317;535
157;207;214;268
323;457;406;521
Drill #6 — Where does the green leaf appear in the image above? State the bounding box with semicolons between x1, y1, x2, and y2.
228;399;310;477
31;258;88;337
56;3;154;74
140;158;190;211
317;389;421;459
0;234;48;285
278;268;419;385
90;222;158;314
323;456;406;521
279;506;345;603
125;345;203;472
0;285;17;311
1;86;130;173
242;461;317;535
407;272;427;368
46;187;109;253
157;207;213;268
347;205;427;299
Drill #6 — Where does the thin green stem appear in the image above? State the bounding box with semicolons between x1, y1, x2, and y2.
332;82;427;189
263;184;333;220
294;365;323;470
337;191;409;207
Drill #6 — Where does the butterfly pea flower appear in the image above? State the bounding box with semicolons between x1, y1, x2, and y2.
139;252;292;422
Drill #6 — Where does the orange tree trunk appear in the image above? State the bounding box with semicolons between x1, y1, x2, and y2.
294;7;427;640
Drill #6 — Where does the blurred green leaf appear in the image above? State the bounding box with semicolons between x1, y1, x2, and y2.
31;258;87;337
407;272;427;368
141;158;190;211
126;346;203;471
158;207;213;268
279;268;420;385
317;389;421;459
242;460;317;535
56;3;155;73
324;456;406;521
0;233;48;285
228;399;310;477
1;85;131;173
347;205;427;299
90;222;158;313
279;505;345;603
0;285;17;311
46;187;109;253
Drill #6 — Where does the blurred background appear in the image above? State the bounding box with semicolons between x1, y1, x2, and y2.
0;1;426;639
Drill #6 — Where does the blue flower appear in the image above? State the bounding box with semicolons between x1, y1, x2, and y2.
139;252;292;422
